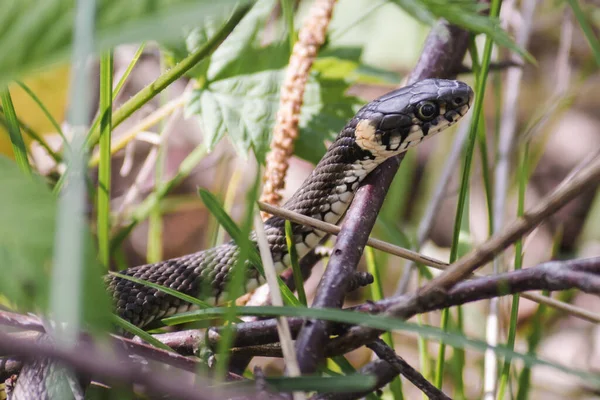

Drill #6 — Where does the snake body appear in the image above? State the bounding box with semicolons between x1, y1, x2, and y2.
11;78;473;399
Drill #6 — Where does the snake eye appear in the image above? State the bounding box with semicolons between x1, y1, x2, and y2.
453;96;464;106
417;101;438;121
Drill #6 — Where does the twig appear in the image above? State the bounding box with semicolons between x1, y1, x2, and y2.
0;332;245;400
367;339;452;400
205;258;600;356
308;359;401;400
258;201;600;323
253;212;303;400
323;255;600;357
417;154;600;297
455;59;522;74
258;202;447;270
4;257;600;383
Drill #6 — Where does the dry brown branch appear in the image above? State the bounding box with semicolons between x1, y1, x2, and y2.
418;155;600;298
258;201;600;323
0;331;246;400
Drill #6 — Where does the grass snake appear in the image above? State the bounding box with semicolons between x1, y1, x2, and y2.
10;78;473;399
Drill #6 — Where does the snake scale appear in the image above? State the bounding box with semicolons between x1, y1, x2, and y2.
10;78;473;399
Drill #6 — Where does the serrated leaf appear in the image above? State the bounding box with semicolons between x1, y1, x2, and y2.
188;69;283;161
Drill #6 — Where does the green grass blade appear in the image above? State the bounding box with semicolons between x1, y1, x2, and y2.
161;304;600;385
567;0;600;66
435;0;501;385
280;0;296;51
198;188;300;307
85;42;148;151
113;42;146;99
222;374;377;393
110;271;212;309
215;174;261;379
231;375;378;392
1;89;31;175
365;247;404;400
97;51;113;267
497;142;529;398
515;290;549;400
285;220;307;306
112;315;174;352
0;106;61;163
199;188;244;240
16;80;67;143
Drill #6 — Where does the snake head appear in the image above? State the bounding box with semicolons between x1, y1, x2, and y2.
353;79;474;158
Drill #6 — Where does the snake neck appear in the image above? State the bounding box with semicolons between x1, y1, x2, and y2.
263;117;383;269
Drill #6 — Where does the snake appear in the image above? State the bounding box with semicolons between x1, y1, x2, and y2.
10;78;473;399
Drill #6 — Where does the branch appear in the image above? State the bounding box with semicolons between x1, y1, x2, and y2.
294;155;405;373
366;339;451;400
5;257;600;381
259;200;600;323
0;332;249;400
310;340;451;400
204;257;600;353
258;201;447;270
293;15;472;374
418;155;600;297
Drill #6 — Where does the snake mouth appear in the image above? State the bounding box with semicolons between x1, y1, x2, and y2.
406;101;472;142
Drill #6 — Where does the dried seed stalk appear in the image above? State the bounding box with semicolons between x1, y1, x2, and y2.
260;0;337;219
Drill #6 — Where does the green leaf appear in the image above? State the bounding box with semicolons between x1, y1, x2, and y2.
111;272;212;310
206;0;280;81
317;47;402;85
112;315;174;351
296;74;363;164
181;0;287;162
198;188;243;242
226;375;378;393
0;0;247;85
188;69;284;162
0;158;55;310
178;1;365;164
0;156;110;330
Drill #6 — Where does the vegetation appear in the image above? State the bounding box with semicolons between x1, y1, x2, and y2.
1;0;600;399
